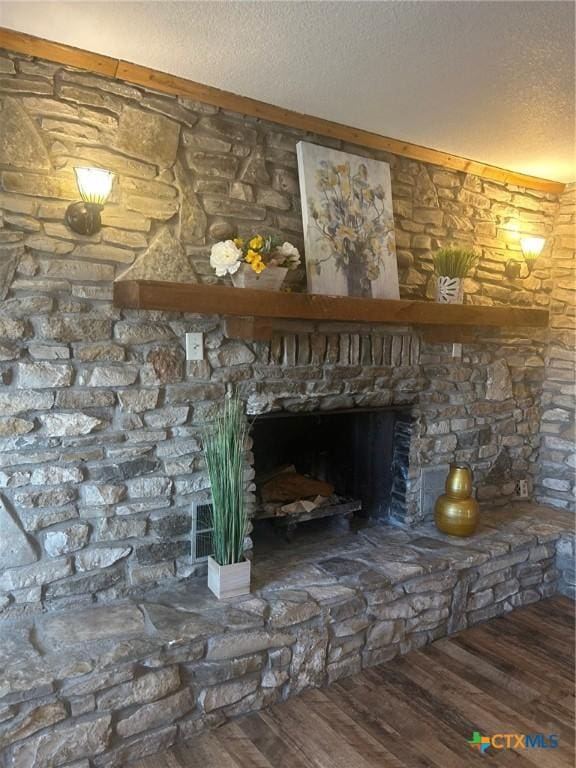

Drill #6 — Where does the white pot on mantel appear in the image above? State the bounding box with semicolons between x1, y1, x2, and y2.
435;275;464;304
207;556;251;600
231;263;288;291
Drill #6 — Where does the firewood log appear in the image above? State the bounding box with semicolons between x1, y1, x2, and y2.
260;472;334;502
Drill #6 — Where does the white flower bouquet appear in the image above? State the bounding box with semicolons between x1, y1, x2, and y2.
210;234;301;277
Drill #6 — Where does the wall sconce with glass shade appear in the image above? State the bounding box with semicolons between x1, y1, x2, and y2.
520;236;546;271
65;167;114;236
505;235;546;278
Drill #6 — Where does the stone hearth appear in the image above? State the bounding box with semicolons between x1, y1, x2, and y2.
1;504;573;768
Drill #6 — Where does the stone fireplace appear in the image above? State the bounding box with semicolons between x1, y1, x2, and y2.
0;33;573;768
0;46;573;621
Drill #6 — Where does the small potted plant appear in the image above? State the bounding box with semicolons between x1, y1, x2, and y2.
210;233;300;291
202;395;251;600
433;247;477;304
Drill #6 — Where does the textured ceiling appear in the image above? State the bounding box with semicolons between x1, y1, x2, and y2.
1;1;574;182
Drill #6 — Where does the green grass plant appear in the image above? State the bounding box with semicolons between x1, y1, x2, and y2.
433;247;477;278
202;395;248;566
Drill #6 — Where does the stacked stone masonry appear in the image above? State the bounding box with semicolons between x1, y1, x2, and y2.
0;505;573;768
0;48;574;612
536;183;576;510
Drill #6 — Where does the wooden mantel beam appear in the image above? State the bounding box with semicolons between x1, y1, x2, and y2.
0;26;565;195
113;280;549;330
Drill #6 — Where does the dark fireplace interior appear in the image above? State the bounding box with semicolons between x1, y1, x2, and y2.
251;407;412;550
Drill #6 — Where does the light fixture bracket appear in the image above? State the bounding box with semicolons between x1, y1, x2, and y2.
504;260;523;279
65;201;103;236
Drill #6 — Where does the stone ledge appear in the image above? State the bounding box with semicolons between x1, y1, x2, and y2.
0;503;573;767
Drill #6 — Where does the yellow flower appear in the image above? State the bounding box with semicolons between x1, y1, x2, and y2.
249;235;264;250
233;238;244;248
247;251;264;272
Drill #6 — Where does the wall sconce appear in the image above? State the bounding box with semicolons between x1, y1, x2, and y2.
65;167;114;236
505;236;546;278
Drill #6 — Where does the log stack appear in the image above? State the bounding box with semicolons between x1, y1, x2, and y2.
256;466;360;526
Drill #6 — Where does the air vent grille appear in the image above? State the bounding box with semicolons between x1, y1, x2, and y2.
191;502;214;562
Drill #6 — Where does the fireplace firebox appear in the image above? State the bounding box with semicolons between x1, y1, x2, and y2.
250;407;413;542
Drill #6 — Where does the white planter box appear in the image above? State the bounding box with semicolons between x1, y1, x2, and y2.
207;556;251;600
231;264;288;291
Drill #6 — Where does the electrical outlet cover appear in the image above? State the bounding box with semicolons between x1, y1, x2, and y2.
186;332;203;361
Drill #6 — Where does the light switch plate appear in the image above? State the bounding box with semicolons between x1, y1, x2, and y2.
452;343;462;359
186;332;204;361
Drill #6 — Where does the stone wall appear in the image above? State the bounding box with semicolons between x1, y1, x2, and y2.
0;50;559;299
0;47;573;613
536;183;576;510
557;534;576;599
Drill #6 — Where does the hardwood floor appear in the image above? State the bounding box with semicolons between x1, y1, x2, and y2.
134;597;575;768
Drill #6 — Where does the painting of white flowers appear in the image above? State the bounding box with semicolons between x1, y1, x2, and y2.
296;142;399;299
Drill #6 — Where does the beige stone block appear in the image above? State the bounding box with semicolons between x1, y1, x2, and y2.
413;208;444;226
116;105;180;167
73;244;135;264
39;259;115;282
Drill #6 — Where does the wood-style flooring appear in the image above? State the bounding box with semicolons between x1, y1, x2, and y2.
133;597;575;768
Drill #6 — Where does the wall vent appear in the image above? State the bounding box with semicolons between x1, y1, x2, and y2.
420;465;450;520
191;502;214;562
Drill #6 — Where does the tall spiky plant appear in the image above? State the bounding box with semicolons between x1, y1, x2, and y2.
433;247;477;278
201;396;248;566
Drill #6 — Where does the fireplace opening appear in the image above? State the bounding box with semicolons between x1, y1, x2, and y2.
250;407;412;549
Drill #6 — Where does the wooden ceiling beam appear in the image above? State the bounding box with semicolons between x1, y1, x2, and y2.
0;27;118;77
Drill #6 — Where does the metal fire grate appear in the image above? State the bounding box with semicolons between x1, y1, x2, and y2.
191;502;214;562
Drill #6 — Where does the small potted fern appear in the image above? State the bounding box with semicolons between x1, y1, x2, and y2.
433;247;477;304
202;395;251;599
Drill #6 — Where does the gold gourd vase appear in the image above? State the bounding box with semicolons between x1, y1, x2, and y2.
434;464;479;537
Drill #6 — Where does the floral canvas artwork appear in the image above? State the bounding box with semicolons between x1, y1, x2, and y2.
296;142;399;299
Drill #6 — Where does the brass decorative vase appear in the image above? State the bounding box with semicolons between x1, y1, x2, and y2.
434;464;479;537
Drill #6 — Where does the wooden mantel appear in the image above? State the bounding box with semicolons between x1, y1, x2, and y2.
113;280;549;335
